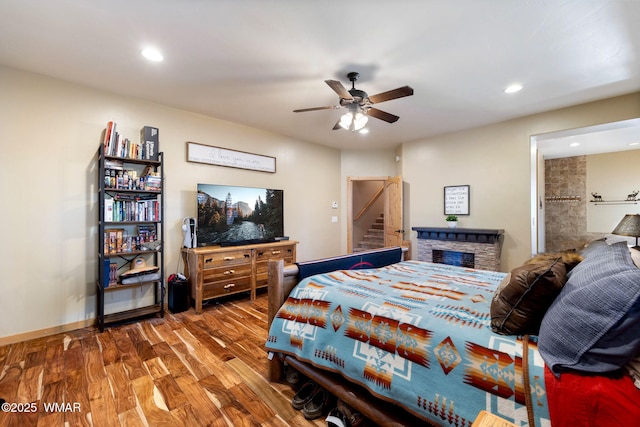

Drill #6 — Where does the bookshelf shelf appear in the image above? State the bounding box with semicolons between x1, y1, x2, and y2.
103;221;161;226
104;188;162;195
102;304;163;325
103;249;161;258
97;125;164;332
99;279;162;292
105;155;161;166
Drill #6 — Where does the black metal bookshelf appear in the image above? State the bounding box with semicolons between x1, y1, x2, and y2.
97;147;164;332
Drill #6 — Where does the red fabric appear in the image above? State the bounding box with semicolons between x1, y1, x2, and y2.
544;366;640;426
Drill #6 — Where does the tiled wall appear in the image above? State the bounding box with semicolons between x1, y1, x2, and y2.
544;156;602;251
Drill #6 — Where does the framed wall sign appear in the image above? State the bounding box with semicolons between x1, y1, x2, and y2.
186;141;276;173
444;185;470;215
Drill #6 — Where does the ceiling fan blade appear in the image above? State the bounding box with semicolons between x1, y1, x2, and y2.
368;86;414;104
293;106;340;113
325;80;354;100
368;108;400;123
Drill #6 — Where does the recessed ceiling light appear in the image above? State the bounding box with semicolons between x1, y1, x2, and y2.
569;142;580;147
359;128;369;134
629;142;640;146
504;84;523;94
141;48;163;62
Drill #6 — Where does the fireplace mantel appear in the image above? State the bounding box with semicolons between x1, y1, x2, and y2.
412;227;504;243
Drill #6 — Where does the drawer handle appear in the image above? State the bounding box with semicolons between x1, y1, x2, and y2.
224;283;235;290
205;258;213;264
272;250;281;255
224;270;235;275
224;256;235;261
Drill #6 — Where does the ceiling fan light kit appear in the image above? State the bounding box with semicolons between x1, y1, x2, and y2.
294;71;413;133
339;112;353;130
353;112;368;130
339;109;368;131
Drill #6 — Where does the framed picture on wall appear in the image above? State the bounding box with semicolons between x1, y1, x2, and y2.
444;185;470;215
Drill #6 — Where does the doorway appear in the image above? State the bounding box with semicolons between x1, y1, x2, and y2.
530;118;640;255
347;176;404;253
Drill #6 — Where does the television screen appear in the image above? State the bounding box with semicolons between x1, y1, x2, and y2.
196;184;284;247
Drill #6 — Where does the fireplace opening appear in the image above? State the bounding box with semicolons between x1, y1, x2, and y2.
432;250;475;268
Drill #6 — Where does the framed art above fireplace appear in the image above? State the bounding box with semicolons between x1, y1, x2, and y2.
444;185;470;215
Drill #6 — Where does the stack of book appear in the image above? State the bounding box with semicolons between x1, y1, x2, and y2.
103;121;159;161
104;227;159;253
104;197;160;222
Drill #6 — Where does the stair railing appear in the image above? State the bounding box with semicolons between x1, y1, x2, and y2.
354;186;384;222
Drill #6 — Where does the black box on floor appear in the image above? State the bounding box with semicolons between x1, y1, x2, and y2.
168;275;189;313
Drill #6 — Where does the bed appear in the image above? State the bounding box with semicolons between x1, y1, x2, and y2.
265;247;549;427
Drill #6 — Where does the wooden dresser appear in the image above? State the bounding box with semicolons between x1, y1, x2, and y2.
182;241;297;313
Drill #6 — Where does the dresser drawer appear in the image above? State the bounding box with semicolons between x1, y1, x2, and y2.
202;264;252;283
255;245;295;262
202;276;252;299
201;249;252;268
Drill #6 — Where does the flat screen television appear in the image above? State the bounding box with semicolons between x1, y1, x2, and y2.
196;184;284;247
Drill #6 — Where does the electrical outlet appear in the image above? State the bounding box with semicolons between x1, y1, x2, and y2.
332;201;338;209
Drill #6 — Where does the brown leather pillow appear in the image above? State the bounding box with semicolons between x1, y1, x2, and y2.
491;257;567;335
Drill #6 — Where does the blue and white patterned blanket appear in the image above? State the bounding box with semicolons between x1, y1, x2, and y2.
266;260;549;427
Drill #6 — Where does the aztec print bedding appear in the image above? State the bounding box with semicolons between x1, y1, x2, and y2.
266;260;549;427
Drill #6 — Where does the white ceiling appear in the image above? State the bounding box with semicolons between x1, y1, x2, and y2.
1;0;639;151
537;118;640;159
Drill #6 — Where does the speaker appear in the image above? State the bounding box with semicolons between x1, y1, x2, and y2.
182;217;197;248
168;274;189;313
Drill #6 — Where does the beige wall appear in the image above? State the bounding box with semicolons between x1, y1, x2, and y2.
0;66;350;340
587;150;640;232
1;63;639;341
339;149;397;252
402;92;640;271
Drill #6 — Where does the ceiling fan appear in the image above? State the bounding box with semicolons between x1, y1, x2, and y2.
293;72;414;132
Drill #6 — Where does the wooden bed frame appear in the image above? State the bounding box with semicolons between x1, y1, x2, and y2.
265;247;429;426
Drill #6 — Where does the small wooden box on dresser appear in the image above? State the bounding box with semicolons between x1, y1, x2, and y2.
182;241;298;313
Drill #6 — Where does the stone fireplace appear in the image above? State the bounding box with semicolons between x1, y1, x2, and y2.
412;227;504;271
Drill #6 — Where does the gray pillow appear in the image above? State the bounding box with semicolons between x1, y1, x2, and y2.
539;240;640;374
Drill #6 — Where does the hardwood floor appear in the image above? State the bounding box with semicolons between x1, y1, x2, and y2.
0;292;326;427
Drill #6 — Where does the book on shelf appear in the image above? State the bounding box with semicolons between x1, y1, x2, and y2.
109;263;118;286
145;175;162;191
138;224;157;245
141;126;159;160
103;121;116;156
103;259;111;288
102;260;119;288
104;199;114;222
102;122;160;161
108;200;159;222
105;228;125;253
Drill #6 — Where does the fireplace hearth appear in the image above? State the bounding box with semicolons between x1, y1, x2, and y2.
412;227;504;271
